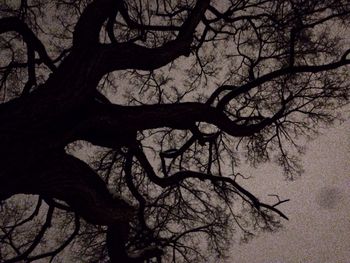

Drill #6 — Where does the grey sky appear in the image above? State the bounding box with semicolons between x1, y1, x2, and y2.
228;119;350;263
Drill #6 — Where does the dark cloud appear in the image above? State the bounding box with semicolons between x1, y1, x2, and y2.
315;186;343;210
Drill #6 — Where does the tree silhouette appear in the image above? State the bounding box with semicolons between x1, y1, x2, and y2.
0;0;349;262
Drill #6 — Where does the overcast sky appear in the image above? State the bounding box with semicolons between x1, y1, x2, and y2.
227;118;350;263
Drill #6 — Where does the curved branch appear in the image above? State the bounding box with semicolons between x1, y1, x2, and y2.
215;56;350;110
0;17;56;71
117;1;181;32
4;197;42;229
73;0;118;47
98;0;210;73
75;102;284;147
26;215;80;262
4;206;54;263
99;40;193;72
132;144;288;220
23;153;134;226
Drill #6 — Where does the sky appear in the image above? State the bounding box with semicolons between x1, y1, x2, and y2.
227;119;350;263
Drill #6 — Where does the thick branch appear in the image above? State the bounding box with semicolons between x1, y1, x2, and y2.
98;0;210;73
15;153;135;226
73;0;117;47
99;40;193;72
76;102;282;148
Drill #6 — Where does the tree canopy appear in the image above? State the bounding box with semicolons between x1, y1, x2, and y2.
0;0;349;262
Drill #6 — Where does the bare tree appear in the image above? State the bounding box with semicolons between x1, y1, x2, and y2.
0;0;349;262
